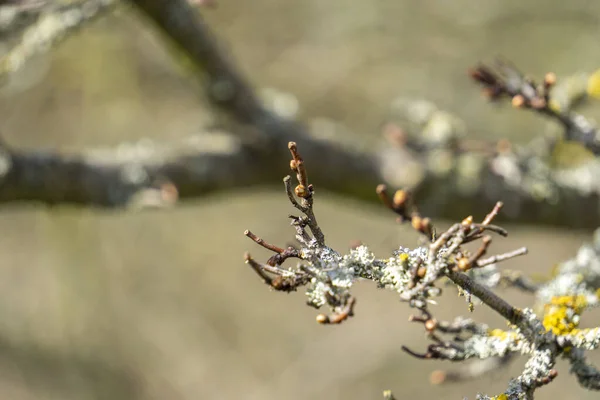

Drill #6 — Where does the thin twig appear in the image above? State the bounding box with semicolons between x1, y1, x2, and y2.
446;269;524;327
477;247;528;268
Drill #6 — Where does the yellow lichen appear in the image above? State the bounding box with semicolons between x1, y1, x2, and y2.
587;68;600;99
549;99;561;112
548;295;587;311
488;328;518;341
543;295;587;335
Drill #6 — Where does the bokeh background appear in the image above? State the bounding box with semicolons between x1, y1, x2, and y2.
0;1;600;399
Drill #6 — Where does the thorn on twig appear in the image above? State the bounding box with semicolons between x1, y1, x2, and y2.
244;230;285;253
482;201;503;226
401;345;436;359
244;252;273;286
244;230;300;266
477;247;528;268
462;202;506;242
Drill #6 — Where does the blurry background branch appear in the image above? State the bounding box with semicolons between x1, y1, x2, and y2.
0;0;117;84
0;0;599;230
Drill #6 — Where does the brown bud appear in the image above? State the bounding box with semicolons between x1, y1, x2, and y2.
295;184;307;198
461;216;473;227
160;182;179;204
421;217;432;235
482;87;497;99
430;370;447;385
382;122;407;148
511;94;525;108
393;190;408;208
411;215;422;231
417;266;427;278
497;138;512;153
424;319;438;332
290;159;298;171
458;257;470;271
529;97;546;110
316;314;328;324
544;72;557;87
349;239;363;250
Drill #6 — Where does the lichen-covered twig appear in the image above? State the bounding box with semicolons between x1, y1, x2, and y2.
245;142;600;400
568;348;600;390
243;142;352;323
286;142;325;245
0;132;273;207
469;59;600;154
0;0;117;86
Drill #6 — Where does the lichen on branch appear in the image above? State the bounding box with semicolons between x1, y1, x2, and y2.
244;142;600;399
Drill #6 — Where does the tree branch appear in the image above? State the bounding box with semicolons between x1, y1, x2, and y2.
0;132;275;207
121;0;600;228
1;0;599;232
0;0;117;86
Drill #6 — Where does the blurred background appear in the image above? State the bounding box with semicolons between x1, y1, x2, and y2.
0;0;599;399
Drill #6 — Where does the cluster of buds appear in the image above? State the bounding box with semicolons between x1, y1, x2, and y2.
288;142;311;199
469;59;556;111
469;59;600;155
243;142;600;399
244;142;352;324
375;184;434;240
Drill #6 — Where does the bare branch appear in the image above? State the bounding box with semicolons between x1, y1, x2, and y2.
122;0;600;229
0;0;597;233
0;132;276;207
